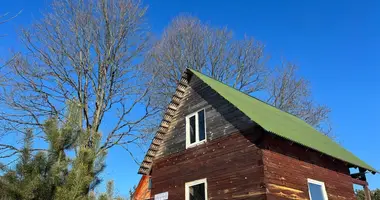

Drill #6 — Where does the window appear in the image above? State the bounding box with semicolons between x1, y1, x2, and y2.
148;177;152;189
307;179;328;200
185;179;207;200
186;109;206;148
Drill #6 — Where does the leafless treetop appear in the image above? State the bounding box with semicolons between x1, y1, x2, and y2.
145;15;331;135
0;0;159;160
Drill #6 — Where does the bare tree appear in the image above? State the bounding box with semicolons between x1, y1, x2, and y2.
145;15;331;135
144;15;268;107
267;62;331;134
0;0;159;159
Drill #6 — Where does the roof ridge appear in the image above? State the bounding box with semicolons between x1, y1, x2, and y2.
187;68;377;173
187;68;316;130
137;68;377;175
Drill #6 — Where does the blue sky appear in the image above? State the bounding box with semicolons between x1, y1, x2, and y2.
1;0;379;196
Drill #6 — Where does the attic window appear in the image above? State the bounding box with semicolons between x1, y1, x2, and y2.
307;179;328;200
185;178;208;200
186;109;206;148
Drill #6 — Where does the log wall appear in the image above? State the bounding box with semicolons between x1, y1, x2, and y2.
259;134;356;200
151;132;266;200
155;75;255;159
149;73;356;200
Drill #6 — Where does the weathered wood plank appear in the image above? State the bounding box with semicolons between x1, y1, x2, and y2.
260;134;357;200
149;71;357;200
151;133;265;200
155;75;255;159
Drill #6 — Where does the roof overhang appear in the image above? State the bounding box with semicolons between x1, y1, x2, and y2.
138;69;378;175
138;70;191;174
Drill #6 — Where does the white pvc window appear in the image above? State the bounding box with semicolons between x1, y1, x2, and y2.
307;179;328;200
185;178;208;200
186;109;206;148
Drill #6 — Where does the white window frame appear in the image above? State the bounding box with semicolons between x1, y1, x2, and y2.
185;108;207;149
185;178;208;200
307;178;328;200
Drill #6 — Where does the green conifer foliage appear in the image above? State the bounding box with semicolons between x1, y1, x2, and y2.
0;100;108;200
94;181;125;200
356;189;380;200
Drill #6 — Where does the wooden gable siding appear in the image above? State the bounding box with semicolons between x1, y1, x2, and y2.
259;134;356;200
133;175;151;200
151;132;266;200
155;75;255;159
149;72;358;199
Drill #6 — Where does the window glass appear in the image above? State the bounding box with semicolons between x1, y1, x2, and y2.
186;109;206;148
189;183;205;200
198;110;205;141
148;177;152;189
189;115;196;143
308;182;326;200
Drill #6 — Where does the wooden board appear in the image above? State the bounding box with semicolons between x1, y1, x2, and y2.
155;75;255;159
133;175;151;200
150;74;357;200
259;134;356;200
151;132;266;200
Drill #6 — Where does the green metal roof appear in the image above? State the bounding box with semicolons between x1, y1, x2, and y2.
189;69;377;173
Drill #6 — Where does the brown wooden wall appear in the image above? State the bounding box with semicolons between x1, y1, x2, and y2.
150;132;357;200
259;134;356;200
151;132;266;200
155;75;255;159
150;73;357;200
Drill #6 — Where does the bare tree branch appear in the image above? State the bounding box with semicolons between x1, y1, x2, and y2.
0;10;22;25
144;15;268;107
267;62;332;134
145;15;332;136
0;0;159;159
0;10;23;38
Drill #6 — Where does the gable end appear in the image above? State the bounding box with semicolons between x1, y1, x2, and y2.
138;71;191;174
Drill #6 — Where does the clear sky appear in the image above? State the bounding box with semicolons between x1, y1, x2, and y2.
1;0;379;196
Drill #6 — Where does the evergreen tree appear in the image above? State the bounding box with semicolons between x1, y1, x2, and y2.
54;130;106;200
95;181;124;200
0;101;107;200
356;189;366;200
0;129;55;200
375;189;380;200
355;188;380;200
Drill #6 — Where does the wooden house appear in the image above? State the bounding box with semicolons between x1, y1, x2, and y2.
134;69;377;200
133;175;151;200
